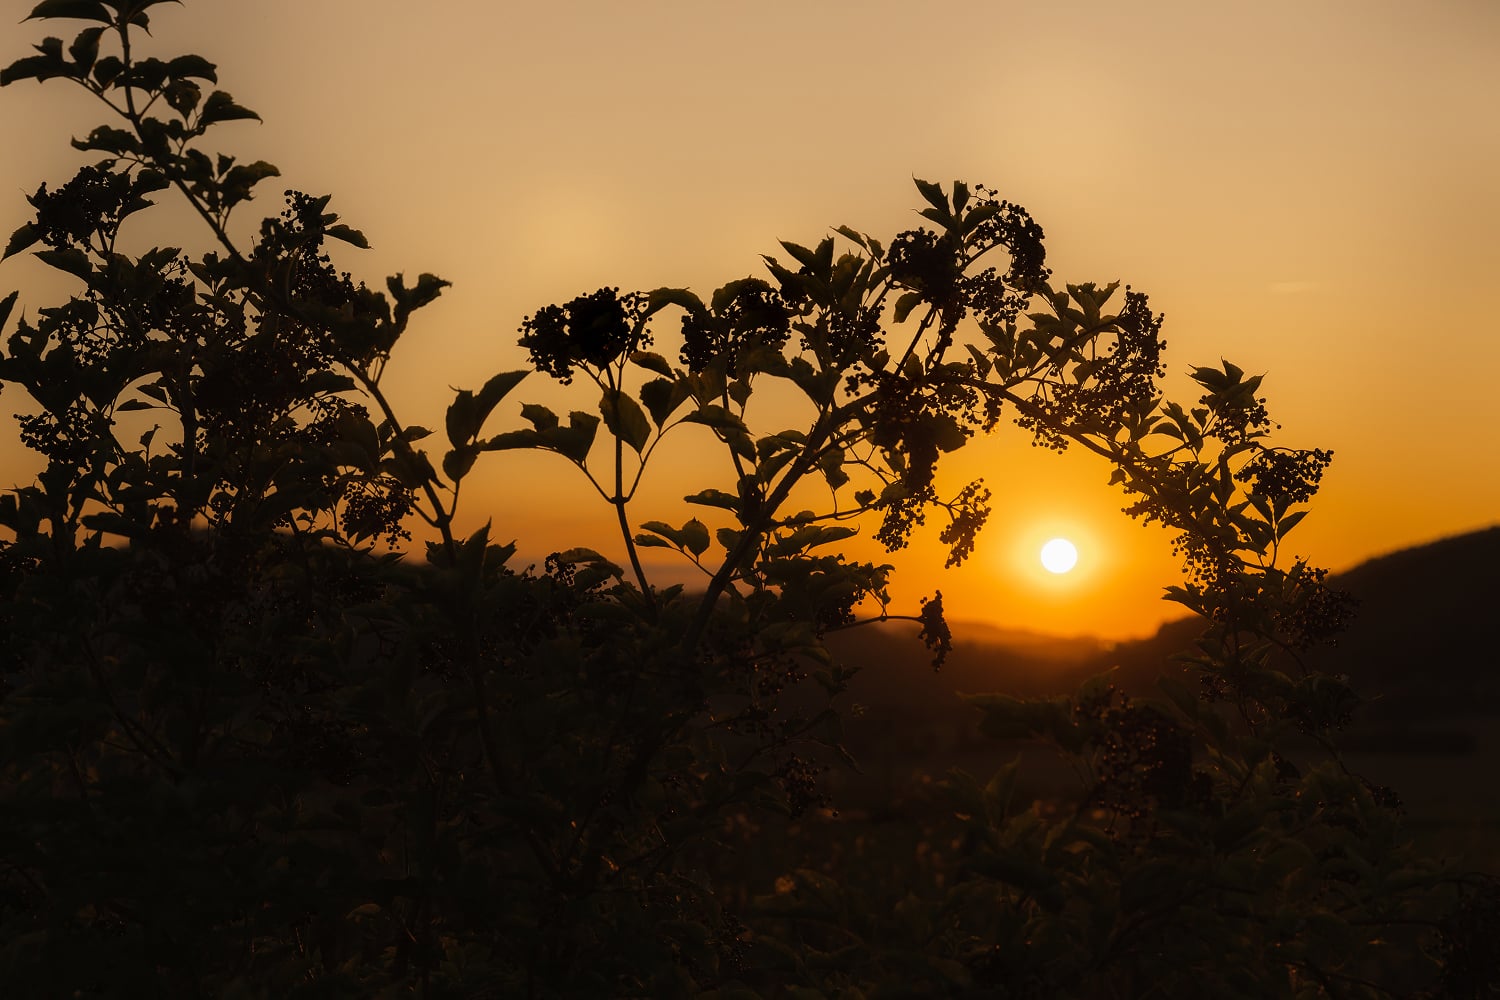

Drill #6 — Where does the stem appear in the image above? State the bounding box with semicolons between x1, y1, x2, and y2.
604;368;655;613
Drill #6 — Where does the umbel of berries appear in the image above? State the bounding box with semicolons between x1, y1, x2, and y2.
519;286;648;383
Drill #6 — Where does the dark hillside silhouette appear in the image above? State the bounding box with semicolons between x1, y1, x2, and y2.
826;524;1500;782
1095;525;1500;717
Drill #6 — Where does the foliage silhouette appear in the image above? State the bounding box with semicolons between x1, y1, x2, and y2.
1;2;1494;997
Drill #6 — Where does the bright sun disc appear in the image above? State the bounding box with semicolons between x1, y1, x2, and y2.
1040;538;1078;574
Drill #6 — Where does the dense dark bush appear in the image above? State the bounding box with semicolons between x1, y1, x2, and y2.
0;3;1488;996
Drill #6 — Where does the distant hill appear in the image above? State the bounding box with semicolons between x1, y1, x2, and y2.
1095;525;1500;718
823;525;1500;788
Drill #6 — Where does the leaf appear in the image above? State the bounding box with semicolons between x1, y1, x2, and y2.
449;371;527;446
324;224;369;249
833;225;869;250
893;290;924;323
114;399;153;411
0;291;17;331
914;177;949;216
70;124;140;156
66;25;104;72
637;520;684;547
24;0;110;22
680;518;710;557
683;404;749;436
520;402;558;431
34;247;92;280
386;272;451;326
482;429;543;451
474;369;528;426
166;54;217;82
198;90;260;127
639;377;690;427
445;390;477;447
3;224;39;260
645;285;705;319
684;489;741;513
442;444;480;482
544;411;599;463
1;54;67;87
553;547;621;580
629;350;674;377
600;387;651;453
1277;509;1308;537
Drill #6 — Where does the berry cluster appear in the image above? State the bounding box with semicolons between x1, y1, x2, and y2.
519;287;647;383
679;277;791;374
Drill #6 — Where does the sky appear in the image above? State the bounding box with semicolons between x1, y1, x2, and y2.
2;0;1497;639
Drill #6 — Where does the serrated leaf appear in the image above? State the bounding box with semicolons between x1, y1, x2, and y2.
166;54;217;82
630;350;674;377
914;177;949;215
684;489;740;513
520;402;558;431
198;90;260;127
638;520;684;548
3;224;40;260
66;25;104;71
683;404;749;436
482;429;543;451
645;285;705;319
543;411;599;463
324;224;369;249
34;247;92;280
70;124;140;156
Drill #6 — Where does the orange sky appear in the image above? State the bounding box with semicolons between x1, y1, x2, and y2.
3;1;1497;639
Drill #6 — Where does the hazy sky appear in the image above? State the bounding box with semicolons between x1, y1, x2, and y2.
2;1;1497;638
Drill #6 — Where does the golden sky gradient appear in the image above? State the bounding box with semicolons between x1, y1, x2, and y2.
2;1;1497;638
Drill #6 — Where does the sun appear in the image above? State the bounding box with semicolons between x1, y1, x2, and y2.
1039;537;1079;574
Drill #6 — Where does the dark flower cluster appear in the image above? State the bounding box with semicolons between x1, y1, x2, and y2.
1204;383;1272;445
1234;446;1333;506
867;373;975;493
773;752;829;818
810;302;885;369
963;266;1031;332
17;402;111;467
679;277;791;374
887;228;962;305
1274;565;1355;650
339;475;415;547
1015;289;1167;443
1075;686;1196;819
1097;288;1168;418
875;483;934;554
964;185;1050;291
255;192;388;355
937;480;992;569
28;165;137;249
519;286;647;383
917;590;952;670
